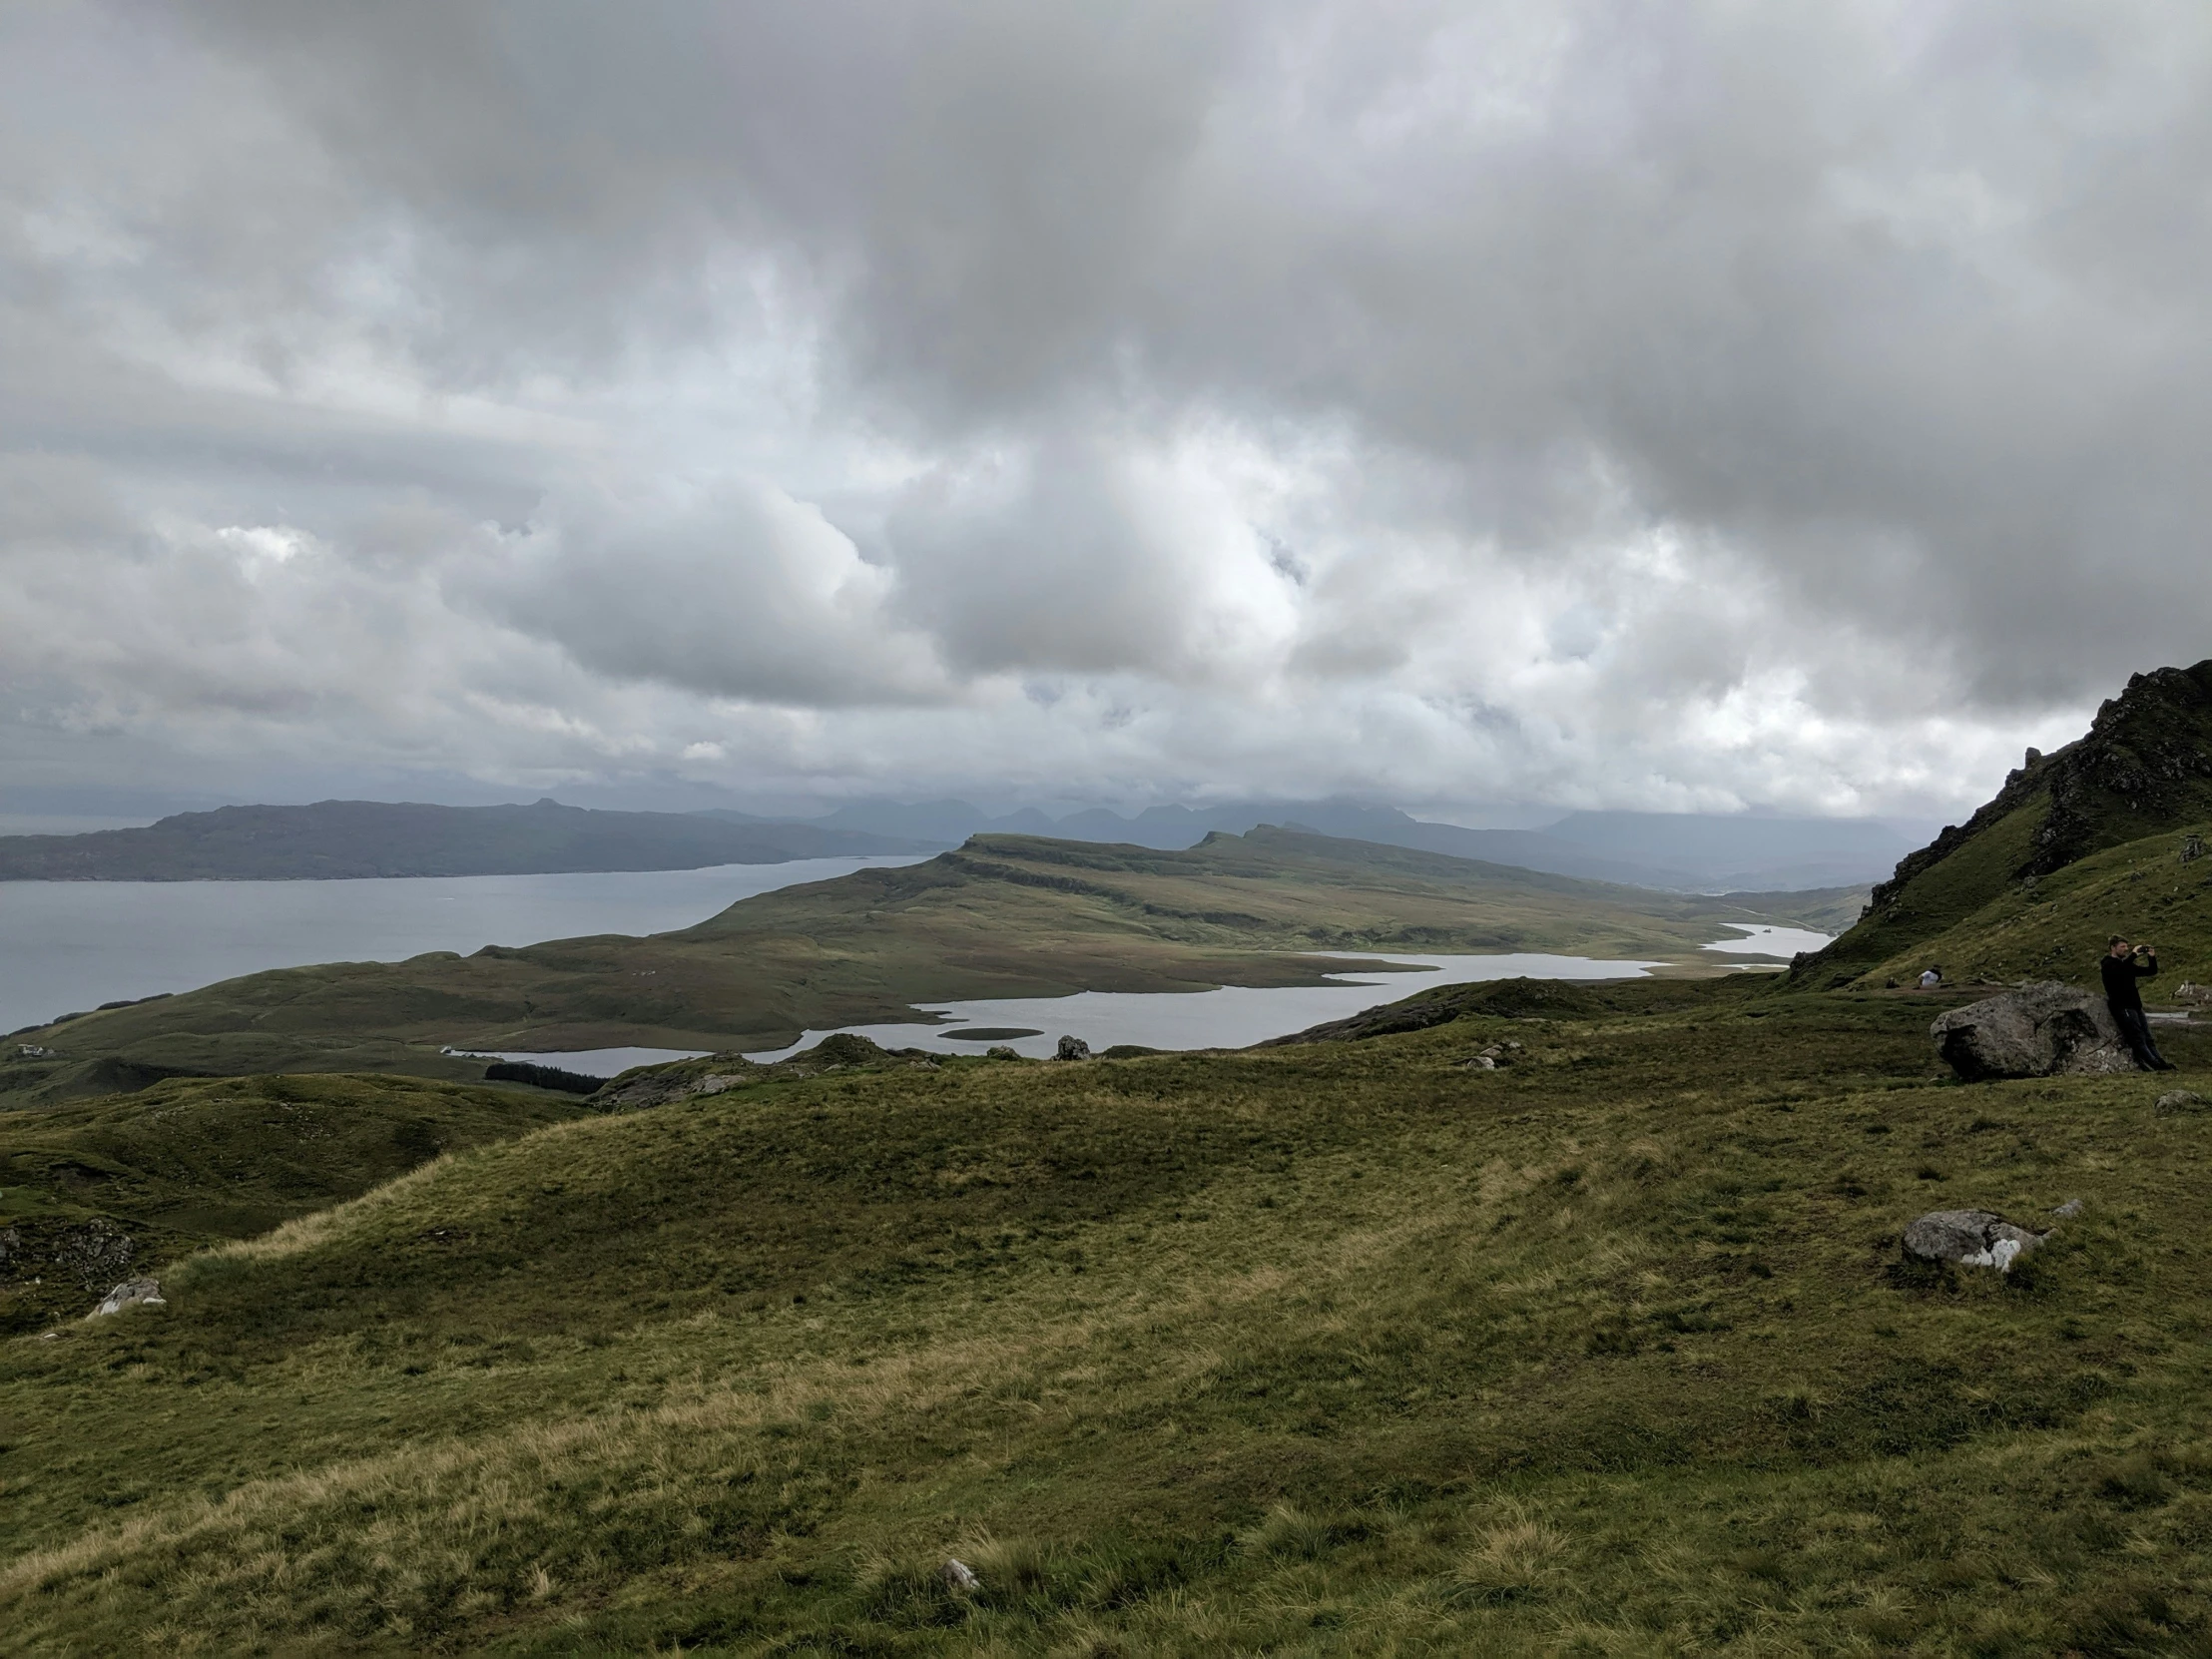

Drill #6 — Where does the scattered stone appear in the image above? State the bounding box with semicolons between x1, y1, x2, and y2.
1461;1055;1496;1070
2050;1198;2084;1219
1053;1035;1092;1061
35;1331;60;1342
939;1559;980;1592
1930;982;2135;1080
0;1223;138;1295
1904;1210;2046;1273
984;1045;1022;1060
87;1278;165;1318
2156;1090;2207;1115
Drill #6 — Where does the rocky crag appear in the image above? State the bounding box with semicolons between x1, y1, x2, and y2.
1792;660;2212;989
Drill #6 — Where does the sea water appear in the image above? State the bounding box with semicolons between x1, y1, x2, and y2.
484;922;1832;1075
0;856;929;1034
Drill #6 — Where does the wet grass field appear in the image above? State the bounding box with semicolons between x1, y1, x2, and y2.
3;981;2208;1653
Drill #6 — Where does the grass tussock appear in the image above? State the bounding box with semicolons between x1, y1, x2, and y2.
0;984;2208;1653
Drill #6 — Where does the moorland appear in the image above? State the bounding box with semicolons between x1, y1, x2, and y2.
2;978;2209;1655
1;662;2209;1654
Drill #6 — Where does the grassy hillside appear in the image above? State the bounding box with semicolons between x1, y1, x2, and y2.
1834;820;2212;996
0;798;926;880
1798;660;2212;988
3;829;1861;1102
2;981;2208;1653
0;1073;590;1335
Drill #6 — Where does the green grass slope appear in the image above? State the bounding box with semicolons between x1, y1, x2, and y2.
3;983;2208;1653
3;829;1860;1100
1797;660;2212;988
1839;820;2212;995
0;1073;590;1335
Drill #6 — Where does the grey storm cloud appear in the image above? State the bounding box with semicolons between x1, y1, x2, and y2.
2;0;2208;813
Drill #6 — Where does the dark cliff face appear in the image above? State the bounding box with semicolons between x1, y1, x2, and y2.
1793;659;2212;985
2020;660;2212;877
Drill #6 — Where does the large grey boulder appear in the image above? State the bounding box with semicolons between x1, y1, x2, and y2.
1904;1211;2046;1273
1930;982;2134;1080
1053;1035;1092;1061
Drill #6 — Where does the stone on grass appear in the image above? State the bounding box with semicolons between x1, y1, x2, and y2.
939;1559;980;1592
1904;1211;2045;1273
1930;982;2134;1081
2156;1090;2207;1115
87;1278;165;1318
2050;1198;2084;1219
1053;1035;1092;1061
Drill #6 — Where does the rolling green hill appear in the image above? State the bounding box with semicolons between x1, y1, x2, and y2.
1;980;2207;1653
3;828;1860;1104
1793;660;2212;990
0;1073;591;1335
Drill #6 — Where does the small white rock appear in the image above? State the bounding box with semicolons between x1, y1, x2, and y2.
939;1558;980;1592
87;1279;164;1318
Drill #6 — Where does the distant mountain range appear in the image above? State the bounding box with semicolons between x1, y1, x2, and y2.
0;799;931;880
713;799;1926;892
0;793;1927;891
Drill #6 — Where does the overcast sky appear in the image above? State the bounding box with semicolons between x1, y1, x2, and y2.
3;1;2207;823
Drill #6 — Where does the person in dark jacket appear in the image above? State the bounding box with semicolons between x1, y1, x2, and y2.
2102;935;2174;1071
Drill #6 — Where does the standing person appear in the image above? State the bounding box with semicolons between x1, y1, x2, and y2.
2102;936;2175;1071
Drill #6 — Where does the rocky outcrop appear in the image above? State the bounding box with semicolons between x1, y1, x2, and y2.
1791;659;2212;987
1053;1035;1092;1061
590;1033;944;1109
1930;982;2134;1080
1904;1211;2045;1273
593;1059;761;1110
88;1278;164;1317
0;1218;138;1291
2157;1090;2208;1115
1259;977;1615;1046
1876;661;2212;903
